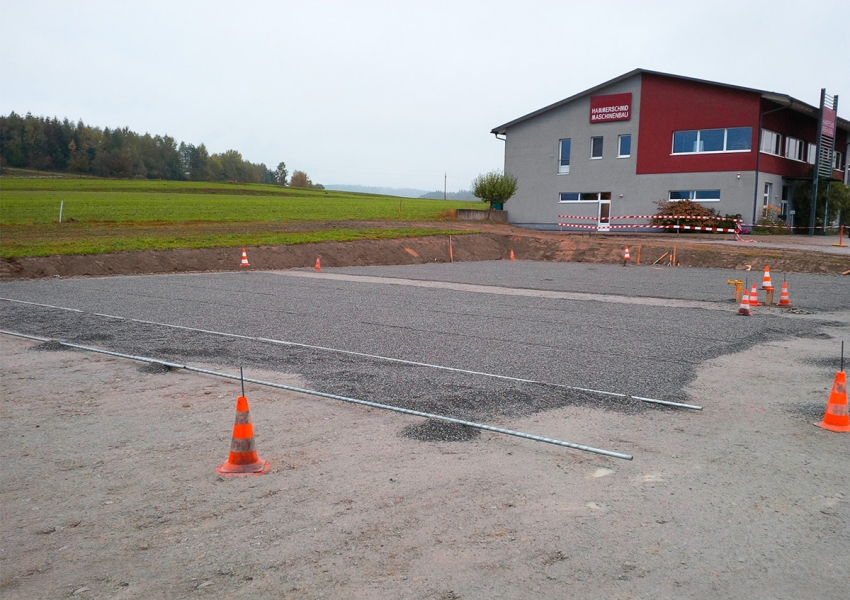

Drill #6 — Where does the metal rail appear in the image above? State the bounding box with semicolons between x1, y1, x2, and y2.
0;297;702;410
1;330;634;460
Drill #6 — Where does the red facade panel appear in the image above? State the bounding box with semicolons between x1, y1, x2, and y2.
636;73;760;174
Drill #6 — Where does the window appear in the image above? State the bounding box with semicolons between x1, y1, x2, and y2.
559;191;611;203
559;139;571;174
785;137;806;162
669;190;721;202
760;129;781;155
618;134;631;157
808;143;817;165
763;182;773;206
725;127;752;151
590;136;603;159
834;151;845;171
672;127;752;154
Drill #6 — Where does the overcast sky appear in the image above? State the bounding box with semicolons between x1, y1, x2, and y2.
2;0;848;191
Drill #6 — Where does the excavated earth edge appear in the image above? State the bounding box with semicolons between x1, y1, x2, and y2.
1;231;847;279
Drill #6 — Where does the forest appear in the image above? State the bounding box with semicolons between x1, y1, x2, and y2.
0;112;315;187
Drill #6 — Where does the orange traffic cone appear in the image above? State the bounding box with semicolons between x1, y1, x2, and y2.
777;281;791;307
816;371;849;432
623;247;630;265
761;266;774;290
748;283;761;307
314;256;321;271
736;288;751;316
240;248;250;267
509;249;516;261
217;395;270;475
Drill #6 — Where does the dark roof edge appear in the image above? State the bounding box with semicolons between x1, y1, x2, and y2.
490;68;849;134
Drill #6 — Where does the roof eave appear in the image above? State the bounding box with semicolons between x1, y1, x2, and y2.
491;69;849;135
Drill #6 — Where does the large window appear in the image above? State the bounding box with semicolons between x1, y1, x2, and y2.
590;136;603;159
672;127;752;154
559;191;611;203
785;137;806;162
618;134;631;158
559;139;571;174
760;129;782;155
669;190;721;202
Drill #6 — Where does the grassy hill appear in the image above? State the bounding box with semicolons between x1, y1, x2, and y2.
0;173;480;257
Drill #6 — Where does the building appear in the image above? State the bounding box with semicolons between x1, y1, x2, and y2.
490;69;849;231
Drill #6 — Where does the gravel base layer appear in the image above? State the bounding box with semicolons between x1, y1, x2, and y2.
1;261;846;429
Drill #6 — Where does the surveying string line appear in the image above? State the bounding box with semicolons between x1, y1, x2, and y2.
0;329;634;461
0;297;702;410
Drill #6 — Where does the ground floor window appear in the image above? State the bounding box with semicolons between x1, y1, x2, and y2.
669;190;720;202
763;182;773;206
559;191;611;202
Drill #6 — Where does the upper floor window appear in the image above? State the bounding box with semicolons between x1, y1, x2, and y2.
785;137;806;162
808;143;817;165
835;151;845;171
618;135;631;158
672;127;752;154
591;136;603;159
559;139;571;174
760;129;782;155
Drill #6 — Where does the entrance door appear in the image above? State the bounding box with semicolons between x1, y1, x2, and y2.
597;200;611;232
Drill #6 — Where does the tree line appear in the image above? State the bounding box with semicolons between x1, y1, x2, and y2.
0;112;322;188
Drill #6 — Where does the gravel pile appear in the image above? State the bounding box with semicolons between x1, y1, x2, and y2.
30;340;65;352
401;419;481;442
139;362;172;374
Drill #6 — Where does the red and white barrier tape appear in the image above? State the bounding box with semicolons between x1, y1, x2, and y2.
557;214;743;222
557;223;739;233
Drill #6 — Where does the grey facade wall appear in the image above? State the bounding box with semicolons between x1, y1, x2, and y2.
503;75;643;226
501;74;777;228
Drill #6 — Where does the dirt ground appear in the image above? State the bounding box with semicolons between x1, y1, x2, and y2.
2;313;849;598
2;222;849;280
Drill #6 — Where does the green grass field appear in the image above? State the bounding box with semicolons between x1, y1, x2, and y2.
0;174;481;257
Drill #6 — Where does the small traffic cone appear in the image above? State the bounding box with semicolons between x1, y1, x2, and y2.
314;256;321;271
777;281;792;307
240;248;250;267
748;284;761;307
816;371;849;432
217;395;270;475
736;288;751;316
509;249;516;261
761;266;774;290
623;247;630;266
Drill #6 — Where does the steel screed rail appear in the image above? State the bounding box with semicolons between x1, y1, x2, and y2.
1;330;634;460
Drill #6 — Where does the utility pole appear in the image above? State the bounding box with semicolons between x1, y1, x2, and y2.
444;173;447;201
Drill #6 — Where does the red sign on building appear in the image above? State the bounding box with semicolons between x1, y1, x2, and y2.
590;93;632;123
